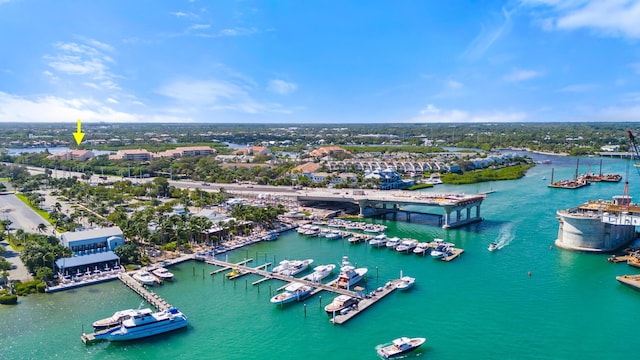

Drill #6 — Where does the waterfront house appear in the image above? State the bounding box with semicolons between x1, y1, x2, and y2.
55;227;125;276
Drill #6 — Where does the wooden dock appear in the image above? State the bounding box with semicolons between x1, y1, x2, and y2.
208;258;254;275
118;273;172;311
616;274;640;291
442;248;464;262
329;279;401;325
202;257;360;298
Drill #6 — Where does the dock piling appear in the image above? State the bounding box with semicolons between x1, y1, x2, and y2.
319;295;322;308
192;265;195;276
304;303;307;318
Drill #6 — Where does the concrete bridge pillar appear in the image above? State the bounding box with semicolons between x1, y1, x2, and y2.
442;199;484;229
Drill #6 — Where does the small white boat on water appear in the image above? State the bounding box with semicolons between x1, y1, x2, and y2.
152;267;174;281
413;242;430;255
368;234;387;247
325;230;342;240
396;276;416;291
87;308;188;342
92;308;152;330
488;242;498;252
385;237;401;249
269;282;314;305
271;259;314;276
395;239;418;253
302;264;336;282
430;244;451;259
132;270;156;285
376;337;426;359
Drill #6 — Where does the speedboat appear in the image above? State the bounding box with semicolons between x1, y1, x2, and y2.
413;242;430;255
269;282;314;305
92;308;152;330
271;259;314;276
89;308;188;341
488;242;498;252
302;264;335;282
430;244;450;259
385;237;401;249
396;276;416;291
324;294;360;316
368;234;387;247
132;270;156;285
152;267;174;281
334;256;367;289
225;267;242;278
395;239;418;253
325;230;342;240
376;337;426;359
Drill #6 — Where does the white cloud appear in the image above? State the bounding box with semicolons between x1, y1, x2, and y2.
0;92;199;123
411;104;526;123
557;83;598;92
503;69;544;82
156;78;296;114
268;79;297;95
170;11;187;17
445;80;464;89
188;24;211;31
523;0;640;39
462;7;513;61
44;39;117;85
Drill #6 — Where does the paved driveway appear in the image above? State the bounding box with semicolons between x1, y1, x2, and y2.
0;193;54;234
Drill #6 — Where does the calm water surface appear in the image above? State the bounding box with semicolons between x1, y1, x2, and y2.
2;156;640;359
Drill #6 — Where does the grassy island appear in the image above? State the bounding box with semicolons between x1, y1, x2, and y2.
441;164;534;184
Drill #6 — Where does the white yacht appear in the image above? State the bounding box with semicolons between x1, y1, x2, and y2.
324;294;360;316
269;282;314;305
132;270;156;285
333;256;368;290
151;267;174;281
325;230;342;240
412;242;430;255
92;308;152;330
385;237;401;249
377;337;426;359
271;259;314;276
302;264;336;282
368;234;387;247
89;308;188;341
395;239;418;253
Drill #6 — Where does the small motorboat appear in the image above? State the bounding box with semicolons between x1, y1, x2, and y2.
132;270;156;285
152;267;174;281
396;276;415;291
413;242;430;255
324;294;360;316
225;267;242;278
376;337;426;359
488;242;498;252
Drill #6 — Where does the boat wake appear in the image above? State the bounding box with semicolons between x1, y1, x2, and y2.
494;223;515;250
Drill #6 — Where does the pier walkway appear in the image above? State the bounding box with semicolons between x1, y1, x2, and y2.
118;272;172;311
330;279;401;325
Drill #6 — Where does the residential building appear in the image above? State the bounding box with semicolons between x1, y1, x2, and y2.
108;149;153;161
232;146;272;157
155;146;216;158
364;169;413;190
47;149;94;162
309;146;351;158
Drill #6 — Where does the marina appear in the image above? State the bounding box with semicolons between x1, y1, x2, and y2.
4;156;640;359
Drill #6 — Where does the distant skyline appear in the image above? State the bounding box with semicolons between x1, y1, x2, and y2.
1;0;640;124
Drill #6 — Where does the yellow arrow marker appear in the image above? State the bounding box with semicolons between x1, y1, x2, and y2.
73;119;85;145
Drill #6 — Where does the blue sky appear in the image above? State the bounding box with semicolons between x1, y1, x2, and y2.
1;0;640;124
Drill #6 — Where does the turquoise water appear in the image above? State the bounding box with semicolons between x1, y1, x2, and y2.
2;155;640;359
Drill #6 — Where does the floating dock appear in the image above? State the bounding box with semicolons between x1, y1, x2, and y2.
200;256;405;325
616;274;640;291
329;279;401;325
442;248;464;262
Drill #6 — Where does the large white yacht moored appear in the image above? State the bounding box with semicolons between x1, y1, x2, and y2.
368;234;387;247
151;267;174;281
86;308;188;342
269;282;314;305
333;256;367;290
92;308;152;330
271;259;314;276
412;242;430;255
302;264;336;282
324;294;360;316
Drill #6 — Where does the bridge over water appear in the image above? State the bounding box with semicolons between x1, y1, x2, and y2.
295;189;486;229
